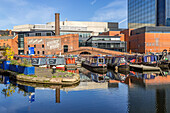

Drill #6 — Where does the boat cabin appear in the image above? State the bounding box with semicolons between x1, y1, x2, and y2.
107;56;128;66
90;56;106;66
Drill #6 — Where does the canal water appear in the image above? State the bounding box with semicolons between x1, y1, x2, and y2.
0;68;170;113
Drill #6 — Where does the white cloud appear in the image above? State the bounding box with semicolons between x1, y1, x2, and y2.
91;0;97;5
1;0;27;6
0;1;57;30
90;0;127;28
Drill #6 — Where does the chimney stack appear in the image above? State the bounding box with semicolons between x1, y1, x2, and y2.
55;13;60;36
9;30;12;36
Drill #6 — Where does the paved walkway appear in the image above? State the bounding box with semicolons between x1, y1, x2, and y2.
35;67;72;78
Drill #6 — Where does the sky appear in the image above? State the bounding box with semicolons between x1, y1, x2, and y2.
0;0;127;30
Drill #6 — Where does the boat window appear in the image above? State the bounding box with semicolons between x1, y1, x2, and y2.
106;58;109;63
114;58;119;63
92;58;97;63
120;58;126;63
98;58;104;63
109;58;112;63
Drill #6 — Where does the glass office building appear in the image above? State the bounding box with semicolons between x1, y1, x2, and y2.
128;0;170;29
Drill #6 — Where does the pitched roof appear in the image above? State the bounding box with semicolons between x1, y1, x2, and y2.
0;36;15;40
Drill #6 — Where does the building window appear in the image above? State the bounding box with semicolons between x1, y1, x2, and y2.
64;45;68;52
3;43;5;47
37;51;39;54
27;51;29;54
46;33;51;36
34;51;36;54
34;45;36;48
28;45;30;48
36;33;41;36
42;51;45;55
42;45;44;48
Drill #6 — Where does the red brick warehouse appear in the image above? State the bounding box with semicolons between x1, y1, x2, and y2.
24;34;79;55
121;27;170;54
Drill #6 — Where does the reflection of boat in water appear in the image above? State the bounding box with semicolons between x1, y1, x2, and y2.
106;69;127;82
106;56;129;72
91;73;108;83
129;71;158;80
82;56;107;74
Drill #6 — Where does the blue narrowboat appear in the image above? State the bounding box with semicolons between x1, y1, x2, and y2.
82;56;107;74
106;56;129;72
142;54;169;69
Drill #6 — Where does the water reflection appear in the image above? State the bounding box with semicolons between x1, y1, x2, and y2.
0;67;170;113
0;75;80;104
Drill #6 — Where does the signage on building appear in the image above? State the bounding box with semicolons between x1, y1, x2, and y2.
28;39;44;44
29;47;34;55
46;39;61;50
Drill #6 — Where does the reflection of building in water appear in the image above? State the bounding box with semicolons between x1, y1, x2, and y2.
0;75;10;85
63;82;108;92
29;93;35;103
18;85;35;103
128;85;170;113
128;73;170;113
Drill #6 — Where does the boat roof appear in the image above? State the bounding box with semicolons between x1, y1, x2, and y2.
92;56;105;58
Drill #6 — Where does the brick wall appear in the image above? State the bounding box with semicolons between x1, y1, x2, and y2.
24;34;79;55
0;35;18;54
99;31;125;41
129;33;170;54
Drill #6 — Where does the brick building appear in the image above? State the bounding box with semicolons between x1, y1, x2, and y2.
99;30;125;41
121;27;170;54
24;34;79;55
0;35;18;54
0;30;14;36
120;29;133;52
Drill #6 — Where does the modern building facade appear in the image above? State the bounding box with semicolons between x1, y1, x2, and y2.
13;21;119;47
128;0;170;29
86;36;126;52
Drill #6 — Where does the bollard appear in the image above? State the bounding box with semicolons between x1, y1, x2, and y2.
52;66;56;74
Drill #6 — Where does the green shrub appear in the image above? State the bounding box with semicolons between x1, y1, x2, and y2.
10;60;19;65
52;76;56;78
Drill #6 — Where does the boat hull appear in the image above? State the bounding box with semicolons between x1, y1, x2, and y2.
130;64;160;72
82;62;107;74
108;64;130;72
143;63;169;69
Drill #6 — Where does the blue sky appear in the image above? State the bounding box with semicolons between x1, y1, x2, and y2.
0;0;127;30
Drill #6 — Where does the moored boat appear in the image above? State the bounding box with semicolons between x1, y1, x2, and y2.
82;56;107;74
106;56;129;72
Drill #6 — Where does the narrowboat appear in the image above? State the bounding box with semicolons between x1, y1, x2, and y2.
142;54;169;70
82;56;107;74
47;57;66;69
106;56;129;72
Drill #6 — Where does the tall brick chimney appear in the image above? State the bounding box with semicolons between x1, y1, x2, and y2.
9;30;12;36
55;13;60;36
